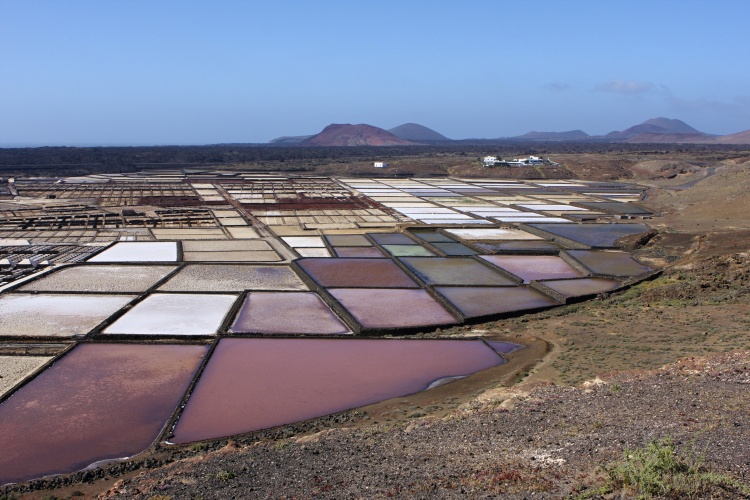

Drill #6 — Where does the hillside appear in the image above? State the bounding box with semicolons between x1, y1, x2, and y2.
388;123;449;141
713;129;750;144
269;135;313;144
299;124;420;147
605;117;709;140
515;130;590;141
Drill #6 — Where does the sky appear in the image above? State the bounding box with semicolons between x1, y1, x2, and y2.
2;0;750;146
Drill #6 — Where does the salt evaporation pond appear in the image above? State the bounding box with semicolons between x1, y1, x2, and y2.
446;228;542;241
88;242;178;262
297;258;419;288
0;343;207;486
480;255;581;283
231;292;350;335
158;264;308;292
170;338;503;444
333;246;385;258
104;293;237;336
435;286;558;318
19;265;177;293
329;289;457;330
538;278;621;299
0;294;135;338
399;257;516;286
527;223;651;248
381;244;436;257
565;250;653;277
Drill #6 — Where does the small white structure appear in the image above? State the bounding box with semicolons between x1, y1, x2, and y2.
527;155;544;164
373;162;388;168
482;156;498;167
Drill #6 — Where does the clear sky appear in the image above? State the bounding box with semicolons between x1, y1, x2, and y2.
2;0;749;146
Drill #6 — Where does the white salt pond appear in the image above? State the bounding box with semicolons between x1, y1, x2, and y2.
88;242;178;262
103;293;237;336
445;228;542;240
19;265;177;293
0;294;135;337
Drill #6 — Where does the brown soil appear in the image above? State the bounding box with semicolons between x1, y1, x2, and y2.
6;150;750;499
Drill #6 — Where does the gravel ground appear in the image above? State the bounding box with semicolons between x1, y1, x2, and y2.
94;351;750;499
0;356;51;398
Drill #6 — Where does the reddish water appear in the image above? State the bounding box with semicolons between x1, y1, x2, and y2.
231;292;350;334
0;343;207;486
329;288;457;329
435;286;558;318
480;255;581;283
296;258;418;288
171;338;502;444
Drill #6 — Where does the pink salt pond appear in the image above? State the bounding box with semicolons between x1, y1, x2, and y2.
0;343;207;486
170;338;503;444
480;255;582;283
537;278;621;299
434;286;558;319
329;288;457;330
230;292;350;335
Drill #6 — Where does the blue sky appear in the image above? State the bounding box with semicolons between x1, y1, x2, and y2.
1;0;749;145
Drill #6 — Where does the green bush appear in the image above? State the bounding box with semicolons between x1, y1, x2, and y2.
603;438;749;499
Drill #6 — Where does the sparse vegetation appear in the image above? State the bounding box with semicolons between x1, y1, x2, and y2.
599;438;749;499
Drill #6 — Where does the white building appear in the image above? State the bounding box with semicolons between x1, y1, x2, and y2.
482;156;498;167
373;162;388;168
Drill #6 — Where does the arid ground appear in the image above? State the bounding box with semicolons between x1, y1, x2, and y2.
4;150;750;499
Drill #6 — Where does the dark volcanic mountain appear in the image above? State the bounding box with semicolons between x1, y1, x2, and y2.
605;117;706;140
269;135;313;144
388;123;449;141
515;130;590;141
299;124;420;146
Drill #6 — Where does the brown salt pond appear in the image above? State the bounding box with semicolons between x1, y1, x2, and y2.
328;288;457;330
0;343;207;486
18;265;177;293
368;233;415;245
333;246;385;258
480;255;582;283
434;286;558;318
296;258;419;288
565;250;653;277
399;257;516;286
170;338;502;444
430;242;477;256
325;234;372;247
230;292;350;335
537;278;621;299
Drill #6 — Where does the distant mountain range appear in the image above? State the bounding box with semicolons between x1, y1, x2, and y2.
269;118;750;146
